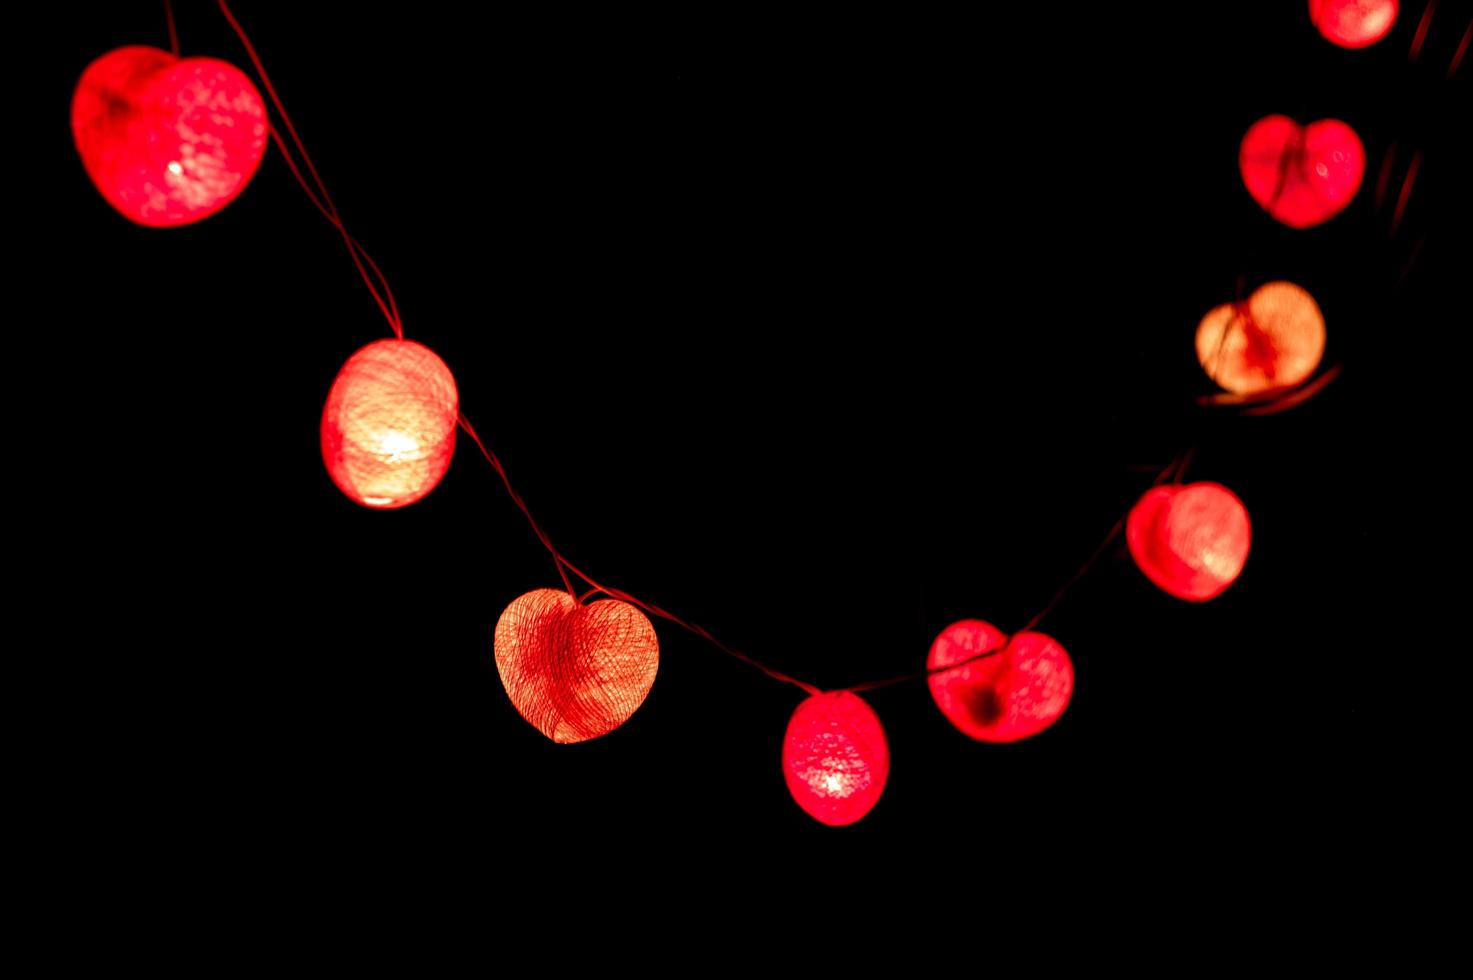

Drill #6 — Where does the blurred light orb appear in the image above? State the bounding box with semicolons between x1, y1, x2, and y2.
783;691;889;826
1128;482;1251;601
1240;115;1364;228
1197;281;1326;395
71;46;267;227
927;621;1074;743
321;339;459;509
494;589;660;744
1310;0;1398;48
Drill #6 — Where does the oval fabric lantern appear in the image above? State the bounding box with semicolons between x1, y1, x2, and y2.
321;339;459;509
1310;0;1398;48
71;46;267;227
1239;115;1364;229
1196;281;1326;396
782;691;889;827
1128;482;1251;601
494;589;660;744
927;621;1074;743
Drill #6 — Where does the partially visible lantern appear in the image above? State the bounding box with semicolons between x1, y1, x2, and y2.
1240;115;1364;229
1310;0;1398;48
321;339;459;509
1128;482;1251;601
927;621;1073;743
494;589;660;744
782;691;889;827
1197;281;1326;396
71;46;267;227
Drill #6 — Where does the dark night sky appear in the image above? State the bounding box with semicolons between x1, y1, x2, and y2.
30;1;1464;884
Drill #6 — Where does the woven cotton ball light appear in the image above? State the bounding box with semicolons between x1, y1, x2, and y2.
494;589;660;744
321;339;459;509
1197;281;1326;396
1239;115;1364;229
782;691;889;827
1128;482;1251;601
927;621;1074;743
1310;0;1398;48
71;46;267;227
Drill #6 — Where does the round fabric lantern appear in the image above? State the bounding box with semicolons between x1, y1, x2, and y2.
1239;115;1364;229
927;621;1074;743
782;691;889;827
494;589;660;744
1196;281;1326;396
1310;0;1398;48
71;46;267;227
1128;482;1251;602
321;339;459;509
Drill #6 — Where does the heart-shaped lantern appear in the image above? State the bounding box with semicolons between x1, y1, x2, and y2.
72;46;268;227
494;589;660;744
1196;281;1326;396
927;621;1074;743
1239;115;1364;229
1128;482;1251;601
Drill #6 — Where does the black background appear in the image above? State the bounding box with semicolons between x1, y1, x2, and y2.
34;1;1463;884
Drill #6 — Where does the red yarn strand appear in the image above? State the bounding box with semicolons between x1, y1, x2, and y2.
216;0;404;339
164;0;179;57
1410;0;1437;60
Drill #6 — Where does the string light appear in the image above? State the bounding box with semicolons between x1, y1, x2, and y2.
783;691;890;826
1240;115;1365;229
80;0;1396;826
71;46;266;227
1197;281;1327;396
321;339;459;509
1310;0;1399;48
927;622;1074;743
494;589;660;743
1128;483;1252;601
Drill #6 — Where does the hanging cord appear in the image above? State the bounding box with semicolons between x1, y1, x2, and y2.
207;1;1204;702
216;0;404;339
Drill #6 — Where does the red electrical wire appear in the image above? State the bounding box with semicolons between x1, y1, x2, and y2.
204;1;1208;698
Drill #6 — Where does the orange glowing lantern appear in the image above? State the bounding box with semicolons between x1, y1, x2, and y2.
926;621;1073;743
321;339;459;509
1196;281;1326;396
782;691;889;826
494;589;660;744
1310;0;1398;48
71;46;267;227
1128;482;1251;602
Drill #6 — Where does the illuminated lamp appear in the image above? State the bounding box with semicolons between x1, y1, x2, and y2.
321;339;459;509
494;589;660;744
1196;281;1326;396
72;46;267;227
927;621;1073;743
782;691;889;826
1128;482;1251;601
1240;115;1364;229
1310;0;1398;48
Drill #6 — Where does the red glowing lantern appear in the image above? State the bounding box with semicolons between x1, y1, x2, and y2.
1128;482;1251;602
1196;281;1327;396
926;621;1074;743
782;691;889;826
494;589;660;743
71;46;267;227
1239;115;1365;229
321;339;459;509
1310;0;1398;48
